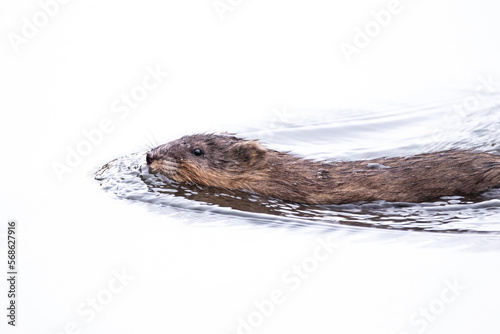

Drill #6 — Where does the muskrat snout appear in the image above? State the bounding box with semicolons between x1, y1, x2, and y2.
146;152;153;165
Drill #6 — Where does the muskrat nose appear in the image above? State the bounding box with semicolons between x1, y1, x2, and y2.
146;153;153;165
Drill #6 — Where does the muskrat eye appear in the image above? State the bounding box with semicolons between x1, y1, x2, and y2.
192;148;203;156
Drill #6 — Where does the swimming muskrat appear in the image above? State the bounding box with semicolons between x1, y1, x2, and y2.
145;134;500;205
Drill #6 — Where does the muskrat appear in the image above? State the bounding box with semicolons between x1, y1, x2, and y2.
145;134;500;205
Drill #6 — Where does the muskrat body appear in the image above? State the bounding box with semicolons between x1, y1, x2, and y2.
146;134;500;205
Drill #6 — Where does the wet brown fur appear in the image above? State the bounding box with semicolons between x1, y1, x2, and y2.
146;134;500;205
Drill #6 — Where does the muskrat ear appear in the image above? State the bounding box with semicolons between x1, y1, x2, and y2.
232;140;267;166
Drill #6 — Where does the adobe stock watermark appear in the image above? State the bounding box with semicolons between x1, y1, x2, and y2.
398;277;466;334
339;0;403;64
49;268;134;334
257;105;296;140
7;0;72;54
224;235;340;334
213;0;244;21
425;75;500;145
51;64;168;182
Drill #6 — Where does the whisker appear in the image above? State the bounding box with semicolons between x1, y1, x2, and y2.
142;136;155;150
142;128;159;150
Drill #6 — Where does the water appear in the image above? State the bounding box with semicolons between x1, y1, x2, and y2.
95;98;500;234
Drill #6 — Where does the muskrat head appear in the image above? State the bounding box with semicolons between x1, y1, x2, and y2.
146;134;269;189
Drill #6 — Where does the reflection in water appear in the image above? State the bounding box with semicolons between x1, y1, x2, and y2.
95;99;500;234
